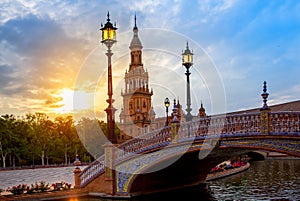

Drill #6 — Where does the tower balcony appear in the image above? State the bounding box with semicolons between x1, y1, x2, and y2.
122;86;153;96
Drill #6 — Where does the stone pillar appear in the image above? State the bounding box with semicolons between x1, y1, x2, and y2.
171;98;179;143
73;167;82;189
171;122;178;143
260;81;271;135
260;109;271;135
104;143;116;195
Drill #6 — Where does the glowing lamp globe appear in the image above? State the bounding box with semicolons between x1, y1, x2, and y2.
182;42;193;66
100;12;117;43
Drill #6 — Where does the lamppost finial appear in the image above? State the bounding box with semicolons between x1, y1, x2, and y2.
107;11;110;21
261;81;269;110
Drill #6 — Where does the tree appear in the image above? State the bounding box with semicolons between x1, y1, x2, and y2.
0;114;14;168
0;114;25;168
0;113;93;167
55;115;77;165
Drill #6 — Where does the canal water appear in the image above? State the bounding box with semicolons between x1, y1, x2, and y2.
0;160;299;200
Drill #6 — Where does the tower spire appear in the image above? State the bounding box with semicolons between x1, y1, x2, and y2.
134;13;137;29
129;14;143;51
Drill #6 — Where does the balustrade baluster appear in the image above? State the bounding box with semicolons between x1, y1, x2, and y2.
290;114;294;132
276;114;280;133
297;114;300;132
282;115;286;133
256;114;260;133
287;115;291;133
280;114;284;133
272;114;276;134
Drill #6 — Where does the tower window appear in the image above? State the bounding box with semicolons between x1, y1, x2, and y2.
143;101;146;108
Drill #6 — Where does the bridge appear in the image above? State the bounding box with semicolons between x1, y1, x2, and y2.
74;101;300;197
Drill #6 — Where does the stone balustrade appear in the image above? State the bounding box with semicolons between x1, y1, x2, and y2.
79;155;105;187
270;112;300;134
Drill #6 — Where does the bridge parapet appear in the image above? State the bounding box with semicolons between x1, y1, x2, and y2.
115;126;172;162
113;111;300;163
176;112;262;142
270;112;300;134
78;111;300;190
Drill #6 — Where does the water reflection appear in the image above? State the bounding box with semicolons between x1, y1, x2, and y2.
55;184;216;201
131;184;216;201
209;160;300;201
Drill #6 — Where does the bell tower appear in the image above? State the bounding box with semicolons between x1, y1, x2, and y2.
119;15;155;143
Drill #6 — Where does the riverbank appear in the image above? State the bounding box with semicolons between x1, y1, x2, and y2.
206;162;250;181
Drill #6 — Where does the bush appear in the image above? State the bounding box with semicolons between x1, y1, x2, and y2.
6;181;72;195
8;184;27;195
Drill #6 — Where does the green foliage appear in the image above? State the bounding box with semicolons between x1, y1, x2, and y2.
0;113;93;168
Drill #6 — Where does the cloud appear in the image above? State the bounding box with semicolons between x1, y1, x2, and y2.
0;13;90;114
1;0;300;118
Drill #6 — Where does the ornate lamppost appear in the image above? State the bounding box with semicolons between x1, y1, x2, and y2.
164;97;170;126
101;12;118;144
182;42;193;122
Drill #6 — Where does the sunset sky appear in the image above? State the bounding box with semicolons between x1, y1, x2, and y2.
1;0;300;121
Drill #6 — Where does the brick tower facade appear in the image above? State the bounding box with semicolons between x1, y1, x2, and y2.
118;16;155;143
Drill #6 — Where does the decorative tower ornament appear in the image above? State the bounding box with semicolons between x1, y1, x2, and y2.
171;99;179;123
198;101;206;118
171;99;179;143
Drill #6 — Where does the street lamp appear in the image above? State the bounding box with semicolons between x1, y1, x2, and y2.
164;97;170;126
101;12;118;144
182;42;193;122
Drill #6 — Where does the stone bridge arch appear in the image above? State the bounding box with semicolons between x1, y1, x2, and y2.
115;134;300;196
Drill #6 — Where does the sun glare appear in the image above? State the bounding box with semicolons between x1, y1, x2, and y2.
55;88;96;113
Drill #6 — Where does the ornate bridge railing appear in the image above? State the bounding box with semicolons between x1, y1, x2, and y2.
79;111;300;187
270;112;300;134
79;155;105;187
